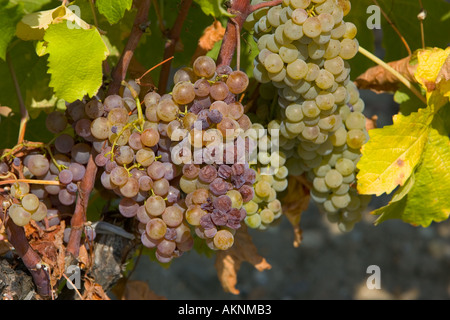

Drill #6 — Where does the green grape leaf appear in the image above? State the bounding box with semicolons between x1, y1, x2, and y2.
0;0;24;61
95;0;133;25
357;106;434;196
43;22;108;103
194;0;234;18
373;120;450;227
0;41;54;117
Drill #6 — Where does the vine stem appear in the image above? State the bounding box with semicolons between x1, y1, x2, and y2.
217;0;282;68
0;195;52;298
6;53;28;145
158;0;194;94
358;46;426;104
66;153;97;259
107;0;151;95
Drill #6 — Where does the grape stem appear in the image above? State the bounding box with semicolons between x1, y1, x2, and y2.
0;179;61;186
158;0;194;94
358;46;426;104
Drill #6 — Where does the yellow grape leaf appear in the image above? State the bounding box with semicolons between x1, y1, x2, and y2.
373;124;450;227
357;106;433;196
415;47;450;109
16;5;90;41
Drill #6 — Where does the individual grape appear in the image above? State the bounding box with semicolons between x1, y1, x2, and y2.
8;204;31;226
147;161;166;180
68;163;86;182
55;134;75;154
315;69;335;90
193;79;211;97
21;193;40;212
75;118;92;138
58;169;73;184
145;195;166;216
156;99;179;122
209;81;230;101
263;53;284;74
303;16;322;38
119;198;139;217
339;38;358;60
135;148;155;167
226;70;249;94
162;206;184;228
173;67;196;84
11;181;30;198
283;19;303;41
85;99;104;119
153;178;170;196
213;229;234;250
209;178;230;196
90;117;110;140
104;94;124;112
110;166;128;187
46;111;67;134
58;188;77;206
107;108;129;125
346;129;366;149
27;155;50;177
225;102;243;121
71;143;91;165
120;177;140;198
66;182;78;193
324;169;343;189
286;59;308;80
146;218;167;240
345;112;366;130
172;81;196;105
31;202;48;221
193;56;216;78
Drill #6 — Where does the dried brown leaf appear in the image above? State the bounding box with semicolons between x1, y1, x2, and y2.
26;220;66;287
282;175;311;247
191;20;226;63
355;56;417;93
215;224;271;295
82;278;111;300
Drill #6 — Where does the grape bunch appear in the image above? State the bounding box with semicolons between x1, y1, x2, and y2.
247;0;372;231
2;108;93;231
77;54;257;259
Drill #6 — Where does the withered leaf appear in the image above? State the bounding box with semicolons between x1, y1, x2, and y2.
355;56;417;93
214;224;271;295
282;175;311;247
191;20;225;63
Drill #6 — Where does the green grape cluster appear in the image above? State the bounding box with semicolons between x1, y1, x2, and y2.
243;123;288;230
247;0;371;231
